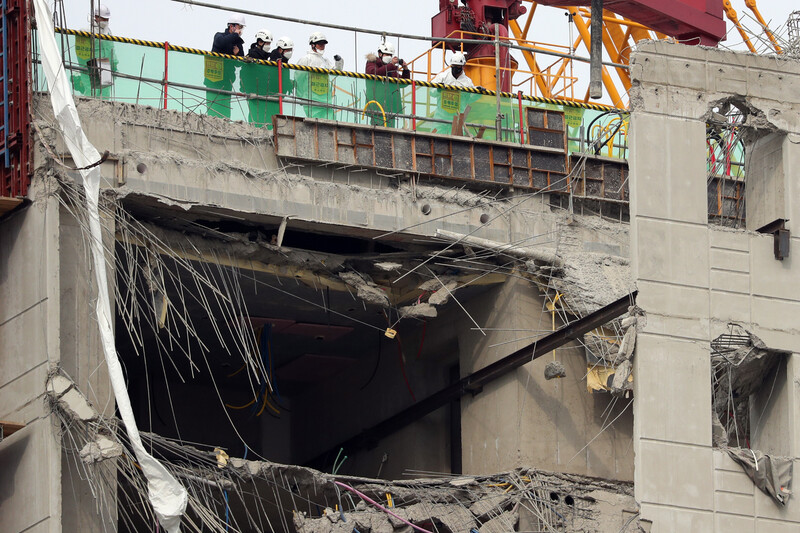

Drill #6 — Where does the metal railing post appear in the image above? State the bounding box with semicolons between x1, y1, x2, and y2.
163;41;169;110
278;59;283;115
518;91;525;144
494;25;502;141
411;80;416;131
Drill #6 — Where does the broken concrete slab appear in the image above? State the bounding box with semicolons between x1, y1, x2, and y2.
399;303;438;319
544;360;567;380
374;262;402;272
616;326;637;363
478;510;518;533
469;493;512;518
47;374;98;422
80;436;124;464
339;271;390;307
428;281;458;306
611;360;633;396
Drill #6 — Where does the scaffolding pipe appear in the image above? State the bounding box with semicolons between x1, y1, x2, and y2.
495;24;502;140
170;0;629;70
589;0;603;99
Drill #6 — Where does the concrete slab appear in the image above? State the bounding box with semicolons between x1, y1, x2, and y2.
715;469;757;495
755;518;800;533
710;269;750;295
715;490;756;516
639;503;714;533
709;229;751;254
751;296;800;337
750;235;797;301
628;114;707;225
0;419;60;533
635;280;709;320
710;290;752;324
636;440;714;510
710;248;750;273
716;513;755;533
633;218;710;288
634;334;712;445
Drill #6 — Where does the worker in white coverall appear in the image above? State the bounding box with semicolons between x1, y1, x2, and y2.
72;4;118;99
431;51;474;88
429;52;481;135
294;31;344;119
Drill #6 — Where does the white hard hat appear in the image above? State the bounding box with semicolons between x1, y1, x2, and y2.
450;51;467;66
94;4;110;18
309;31;328;45
378;42;396;56
227;13;246;26
255;29;273;43
276;36;294;49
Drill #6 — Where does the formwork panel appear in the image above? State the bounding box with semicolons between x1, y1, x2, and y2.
474;145;492;182
273;117;620;195
374;132;394;169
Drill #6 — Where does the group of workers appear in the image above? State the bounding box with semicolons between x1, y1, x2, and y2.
206;14;478;125
73;6;479;128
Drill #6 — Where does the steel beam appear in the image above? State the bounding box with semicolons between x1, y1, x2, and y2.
306;290;637;469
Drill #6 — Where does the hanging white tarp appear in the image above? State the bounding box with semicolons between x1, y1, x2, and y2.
32;0;187;530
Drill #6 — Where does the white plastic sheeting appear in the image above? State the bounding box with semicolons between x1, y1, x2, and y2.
32;0;188;530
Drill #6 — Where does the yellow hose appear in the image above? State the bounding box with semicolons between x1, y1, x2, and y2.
363;100;387;127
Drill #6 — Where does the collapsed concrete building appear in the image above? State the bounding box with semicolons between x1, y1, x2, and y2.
1;2;800;532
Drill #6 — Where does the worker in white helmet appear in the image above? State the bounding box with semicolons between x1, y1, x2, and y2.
246;29;273;60
205;14;247;119
296;31;344;70
212;14;246;56
364;41;410;127
93;4;112;34
72;4;117;98
294;31;343;120
241;30;290;127
431;52;475;88
268;36;294;63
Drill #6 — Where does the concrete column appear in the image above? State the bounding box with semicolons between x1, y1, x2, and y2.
59;200;117;532
0;187;63;533
458;277;633;480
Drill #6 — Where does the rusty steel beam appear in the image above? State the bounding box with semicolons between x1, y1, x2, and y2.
306;290;637;469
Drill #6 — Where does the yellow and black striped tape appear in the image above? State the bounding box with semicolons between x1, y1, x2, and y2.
54;28;622;112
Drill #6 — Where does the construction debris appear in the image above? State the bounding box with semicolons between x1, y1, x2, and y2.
711;327;789;448
436;229;562;265
339;271;391;307
80;436;124;464
399;302;438;319
46;373;98;422
374;262;402;272
728;447;793;506
544;360;567;380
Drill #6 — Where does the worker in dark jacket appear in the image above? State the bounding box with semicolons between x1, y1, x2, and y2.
364;42;410;127
268;36;294;63
241;30;283;127
204;14;246;118
246;29;272;60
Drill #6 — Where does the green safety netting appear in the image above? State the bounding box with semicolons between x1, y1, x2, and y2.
38;32;630;159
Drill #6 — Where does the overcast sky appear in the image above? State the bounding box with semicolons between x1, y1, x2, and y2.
57;0;798;102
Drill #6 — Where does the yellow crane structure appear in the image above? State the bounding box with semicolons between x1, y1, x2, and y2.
416;0;783;109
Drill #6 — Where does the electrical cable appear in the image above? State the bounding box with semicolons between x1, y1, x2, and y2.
415;320;427;360
359;330;383;390
383;310;416;401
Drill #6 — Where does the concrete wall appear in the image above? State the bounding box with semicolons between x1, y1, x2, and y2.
34;96;637;481
0;186;62;533
33;97;566;255
630;41;800;532
459;277;634;481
